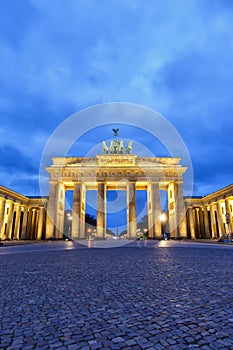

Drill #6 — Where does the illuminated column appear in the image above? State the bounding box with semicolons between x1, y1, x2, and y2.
170;182;187;239
0;198;6;240
199;208;205;238
30;209;37;239
203;207;211;238
168;182;175;238
147;184;153;238
21;206;28;239
210;203;217;238
176;182;187;239
26;208;33;239
13;204;21;240
97;182;106;239
188;207;196;239
72;182;81;239
127;181;137;239
46;181;59;239
152;182;161;239
80;184;86;239
6;201;14;239
217;201;225;237
37;206;45;240
55;183;65;239
225;198;233;232
195;208;201;238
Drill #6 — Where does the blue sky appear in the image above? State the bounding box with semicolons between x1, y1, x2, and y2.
1;0;233;205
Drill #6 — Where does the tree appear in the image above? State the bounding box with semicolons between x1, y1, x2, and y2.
85;213;96;226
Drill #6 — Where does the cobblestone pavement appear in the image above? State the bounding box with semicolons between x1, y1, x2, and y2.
1;243;233;349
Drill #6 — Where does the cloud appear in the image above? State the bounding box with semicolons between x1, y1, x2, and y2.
0;0;233;198
0;145;37;174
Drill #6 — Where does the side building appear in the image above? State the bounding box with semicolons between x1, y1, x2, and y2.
185;184;233;239
1;181;233;241
0;185;48;240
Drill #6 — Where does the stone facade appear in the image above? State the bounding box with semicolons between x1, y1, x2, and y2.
45;154;187;240
0;185;48;240
2;153;232;241
185;184;233;239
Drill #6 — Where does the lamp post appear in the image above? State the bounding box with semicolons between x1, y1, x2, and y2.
159;212;167;239
66;212;72;240
136;228;141;238
143;228;148;239
87;227;92;240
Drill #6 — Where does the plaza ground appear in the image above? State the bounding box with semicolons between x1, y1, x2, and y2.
0;241;233;349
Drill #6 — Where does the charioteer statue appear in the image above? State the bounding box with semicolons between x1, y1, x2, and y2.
102;129;133;154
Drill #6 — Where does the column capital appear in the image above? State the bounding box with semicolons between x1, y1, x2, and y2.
14;202;21;208
6;199;14;204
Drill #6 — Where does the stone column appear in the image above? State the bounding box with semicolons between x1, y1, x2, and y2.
127;181;137;239
6;201;14;240
21;207;28;239
147;184;153;239
97;182;106;239
188;207;196;239
26;208;33;239
55;183;65;239
225;198;233;232
177;182;187;239
210;203;217;239
152;182;161;239
203;207;211;238
37;207;45;240
217;201;225;237
167;182;175;239
199;208;205;238
13;204;21;240
0;198;6;240
195;208;201;238
72;183;81;239
171;182;187;239
30;209;37;239
46;181;59;239
35;210;40;239
80;185;86;239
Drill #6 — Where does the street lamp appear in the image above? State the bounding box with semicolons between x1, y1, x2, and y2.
143;228;148;238
87;228;92;240
67;213;72;240
159;212;167;239
136;228;141;238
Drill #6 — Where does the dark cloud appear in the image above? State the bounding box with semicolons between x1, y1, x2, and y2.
0;0;233;198
0;145;37;174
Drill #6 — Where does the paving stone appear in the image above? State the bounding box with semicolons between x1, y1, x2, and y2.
126;339;137;346
1;244;233;349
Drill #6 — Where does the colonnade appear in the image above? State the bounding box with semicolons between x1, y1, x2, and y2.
0;154;190;240
186;189;233;239
0;186;47;241
46;180;187;240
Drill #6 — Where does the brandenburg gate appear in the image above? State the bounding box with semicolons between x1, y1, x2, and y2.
1;130;232;241
46;131;187;240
